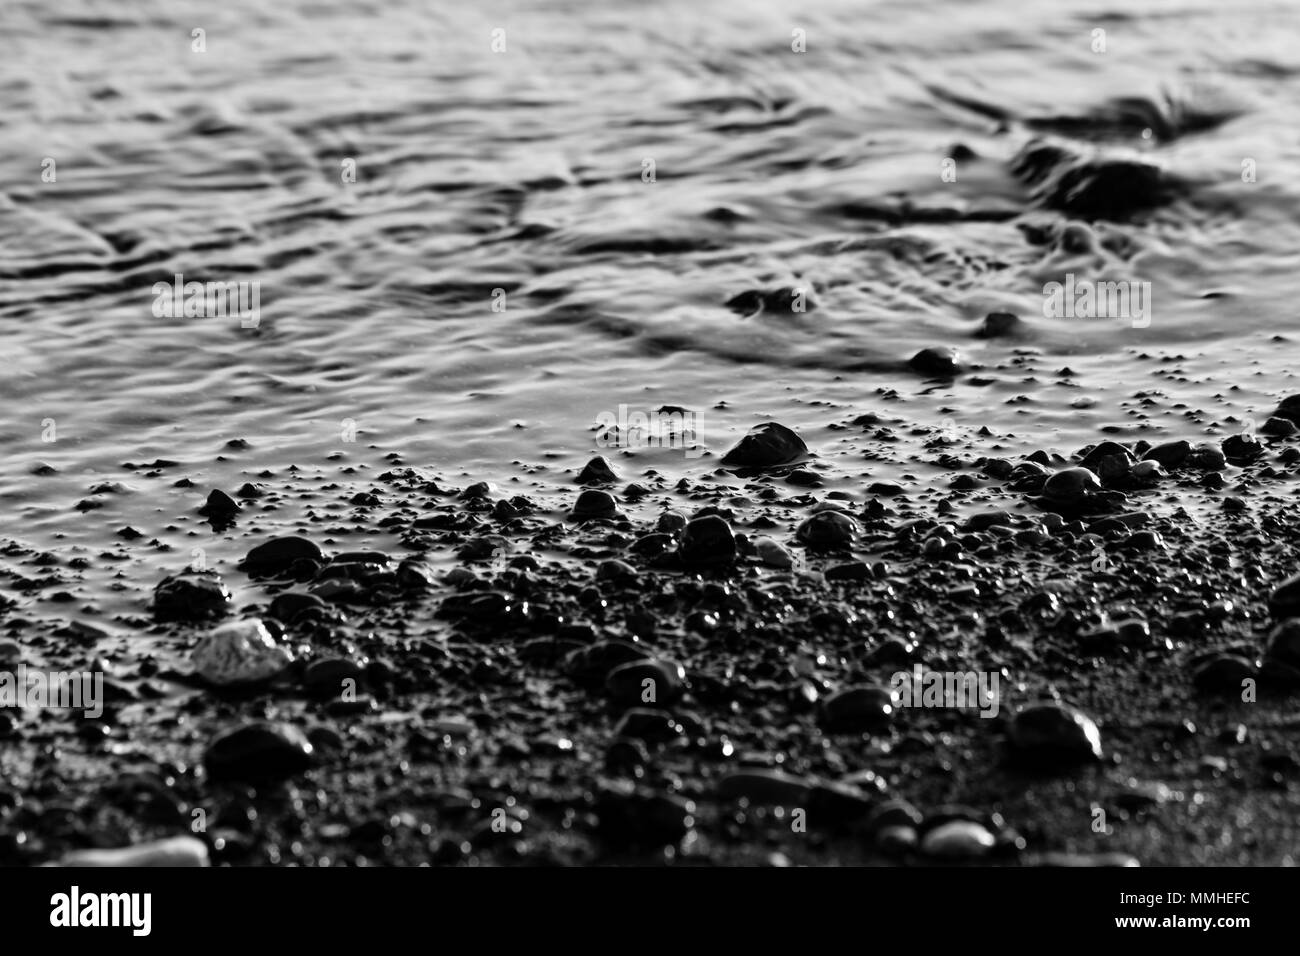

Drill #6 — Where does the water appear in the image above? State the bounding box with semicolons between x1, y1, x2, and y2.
3;0;1300;617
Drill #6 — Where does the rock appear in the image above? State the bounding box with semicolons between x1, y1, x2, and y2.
1008;702;1104;766
596;559;638;583
1128;460;1164;485
920;820;996;860
595;783;694;848
577;456;618;485
1269;575;1300;619
753;536;795;569
909;346;962;376
975;312;1023;338
267;591;327;624
1266;620;1300;663
1079;441;1130;472
656;511;687;534
303;657;364;698
192;619;293;686
204;722;314;782
804;781;876;824
1222;434;1263;463
611;708;683;743
49;836;209;867
678;515;736;567
605;658;685;706
796;511;858;549
875;825;918;856
396;558;437;589
1186;444;1226;471
152;570;232;622
1275;394;1300;424
1142;440;1191;469
821;685;896;732
569;489;620;520
716;769;812;805
241;536;323;575
1041;467;1101;506
865;798;924;832
1262;416;1298;437
198;489;241;519
721;422;808;468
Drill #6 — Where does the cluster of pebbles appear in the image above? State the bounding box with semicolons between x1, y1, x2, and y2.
5;392;1300;866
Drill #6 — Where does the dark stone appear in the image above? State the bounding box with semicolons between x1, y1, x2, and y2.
605;659;685;706
241;536;324;575
1142;440;1191;469
678;515;737;567
1008;702;1103;766
204;722;314;782
821;685;896;732
909;346;962;376
152;571;232;622
721;422;808;467
796;511;858;550
975;312;1023;338
576;456;618;485
569;489;620;520
198;489;241;519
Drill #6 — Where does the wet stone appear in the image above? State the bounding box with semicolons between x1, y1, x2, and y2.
241;536;324;575
975;311;1023;338
920;820;995;860
595;783;694;848
1009;702;1104;766
1142;440;1191;469
605;658;685;706
577;456;618;485
716;769;812;805
1269;575;1300;620
268;591;327;624
1222;434;1264;463
721;422;808;467
153;570;233;622
1266;621;1300;665
192;618;293;686
678;515;737;567
821;685;896;732
753;536;795;569
569;489;620;521
909;346;963;376
1042;467;1102;506
204;722;314;782
198;489;241;519
797;511;858;550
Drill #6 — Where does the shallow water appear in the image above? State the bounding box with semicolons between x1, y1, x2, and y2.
3;0;1300;617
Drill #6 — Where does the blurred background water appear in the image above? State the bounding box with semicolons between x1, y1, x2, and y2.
2;0;1299;579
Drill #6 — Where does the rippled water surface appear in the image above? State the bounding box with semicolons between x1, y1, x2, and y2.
3;0;1300;606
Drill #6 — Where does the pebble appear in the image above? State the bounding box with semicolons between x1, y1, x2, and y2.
975;311;1023;338
1041;467;1101;506
1192;654;1257;694
1269;574;1300;619
605;658;686;706
595;783;694;848
576;456;618;485
821;685;896;732
753;536;795;568
268;591;327;624
1261;416;1297;437
152;570;233;622
796;511;858;549
1266;621;1300;664
192;618;294;686
198;489;242;519
1008;702;1104;765
920;820;996;860
909;346;963;376
204;722;314;782
720;422;808;467
875;825;918;855
678;515;737;566
1222;434;1263;462
569;489;620;520
716;769;812;804
241;535;324;575
1142;440;1190;469
303;657;364;698
49;836;209;868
